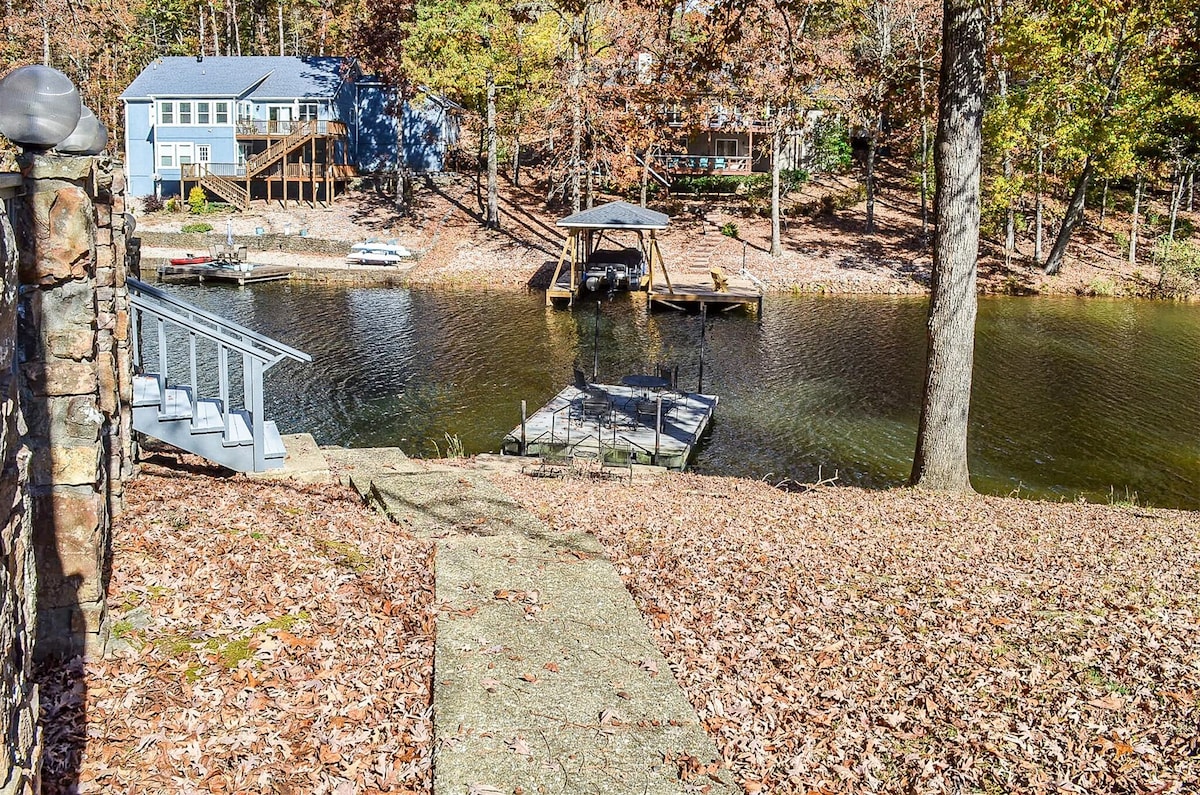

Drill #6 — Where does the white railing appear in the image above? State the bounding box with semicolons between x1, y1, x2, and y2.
128;278;311;472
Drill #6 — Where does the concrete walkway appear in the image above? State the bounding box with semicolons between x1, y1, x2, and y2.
292;440;735;795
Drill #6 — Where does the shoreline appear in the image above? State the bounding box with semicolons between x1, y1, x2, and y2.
139;247;1200;300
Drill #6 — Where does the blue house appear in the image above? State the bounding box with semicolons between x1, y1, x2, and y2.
120;56;456;206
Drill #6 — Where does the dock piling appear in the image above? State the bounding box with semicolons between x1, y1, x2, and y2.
520;400;527;454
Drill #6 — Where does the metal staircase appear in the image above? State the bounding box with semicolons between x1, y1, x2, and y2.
245;121;316;178
128;278;312;472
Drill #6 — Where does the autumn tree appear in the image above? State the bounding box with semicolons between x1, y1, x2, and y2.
910;0;984;492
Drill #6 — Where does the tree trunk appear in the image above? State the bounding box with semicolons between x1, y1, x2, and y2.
1034;141;1044;265
277;2;284;55
918;48;930;247
1168;163;1184;241
910;0;985;493
569;23;584;214
639;145;651;208
1043;155;1093;275
1129;172;1142;264
1098;178;1108;228
512;110;522;188
864;113;879;234
486;70;499;229
771;120;782;256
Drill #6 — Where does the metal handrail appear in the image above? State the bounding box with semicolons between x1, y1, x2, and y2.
129;278;311;366
128;278;310;471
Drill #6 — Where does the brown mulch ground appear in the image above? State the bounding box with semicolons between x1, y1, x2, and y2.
38;460;436;795
498;471;1200;794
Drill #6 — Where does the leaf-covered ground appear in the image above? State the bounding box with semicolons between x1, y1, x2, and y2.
499;473;1200;794
39;462;436;795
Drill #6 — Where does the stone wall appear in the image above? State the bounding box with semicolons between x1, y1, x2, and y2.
13;154;133;661
0;185;40;795
140;229;352;256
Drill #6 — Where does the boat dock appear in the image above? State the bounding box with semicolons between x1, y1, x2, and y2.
501;381;718;471
156;262;294;286
649;267;763;313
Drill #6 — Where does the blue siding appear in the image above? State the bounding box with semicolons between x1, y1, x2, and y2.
402;99;449;173
355;84;400;173
125;100;155;196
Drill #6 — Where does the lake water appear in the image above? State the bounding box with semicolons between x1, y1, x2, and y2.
159;283;1200;510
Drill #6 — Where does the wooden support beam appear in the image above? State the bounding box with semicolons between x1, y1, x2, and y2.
546;235;572;306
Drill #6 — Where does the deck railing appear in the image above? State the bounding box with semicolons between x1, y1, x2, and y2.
182;163;246;179
235;119;348;137
128;278;311;472
652;154;753;174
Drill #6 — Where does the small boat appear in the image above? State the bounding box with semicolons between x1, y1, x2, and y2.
169;254;214;266
346;239;413;265
581;248;645;293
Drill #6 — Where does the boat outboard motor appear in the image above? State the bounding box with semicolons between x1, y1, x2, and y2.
585;273;603;292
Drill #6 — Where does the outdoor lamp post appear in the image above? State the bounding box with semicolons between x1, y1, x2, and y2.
0;65;81;150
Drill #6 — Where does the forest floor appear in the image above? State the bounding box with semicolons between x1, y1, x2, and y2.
137;167;1199;299
36;456;1200;794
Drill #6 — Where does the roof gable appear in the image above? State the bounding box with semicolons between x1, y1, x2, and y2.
557;201;670;230
120;56;353;101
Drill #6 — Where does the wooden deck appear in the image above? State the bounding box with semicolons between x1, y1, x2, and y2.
156;263;294;286
501;382;718;471
649;268;762;312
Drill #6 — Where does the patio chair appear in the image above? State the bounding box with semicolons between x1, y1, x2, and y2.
656;363;678;391
599;441;634;483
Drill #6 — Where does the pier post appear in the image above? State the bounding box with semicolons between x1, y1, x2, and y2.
520;400;527;454
654;395;662;465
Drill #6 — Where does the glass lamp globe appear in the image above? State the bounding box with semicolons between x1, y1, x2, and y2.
56;104;106;154
0;65;81;149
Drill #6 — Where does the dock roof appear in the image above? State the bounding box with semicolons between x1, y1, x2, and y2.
556;201;670;231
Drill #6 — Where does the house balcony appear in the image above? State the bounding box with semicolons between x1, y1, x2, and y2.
235;119;349;138
651;154;753;175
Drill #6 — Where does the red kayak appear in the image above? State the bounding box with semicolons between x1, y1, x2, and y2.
169;255;214;266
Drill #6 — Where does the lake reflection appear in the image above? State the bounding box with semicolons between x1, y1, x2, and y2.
158;283;1200;510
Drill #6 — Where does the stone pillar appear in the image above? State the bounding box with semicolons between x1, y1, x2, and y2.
14;154;132;661
1;182;41;795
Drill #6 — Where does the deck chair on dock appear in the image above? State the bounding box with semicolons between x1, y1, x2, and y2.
710;267;729;292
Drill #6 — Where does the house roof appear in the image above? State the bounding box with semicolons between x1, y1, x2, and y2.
120;56;352;101
556;201;670;231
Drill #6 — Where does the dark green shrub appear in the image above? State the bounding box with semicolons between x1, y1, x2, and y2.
811;119;852;174
720;222;738;238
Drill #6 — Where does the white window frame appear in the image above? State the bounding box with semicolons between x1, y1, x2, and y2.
197;101;210;125
158;101;175;125
158;142;195;169
178;101;193;125
715;138;739;158
215;101;229;124
197;144;210;163
298;102;319;121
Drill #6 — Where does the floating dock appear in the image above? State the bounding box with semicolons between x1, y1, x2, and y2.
649;268;762;313
501;382;718;470
157;262;294;286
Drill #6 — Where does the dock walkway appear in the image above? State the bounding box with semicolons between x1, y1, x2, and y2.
502;383;718;470
157;262;294;285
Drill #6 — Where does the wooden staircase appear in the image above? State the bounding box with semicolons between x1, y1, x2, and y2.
199;171;248;210
245;121;317;178
128;278;311;472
